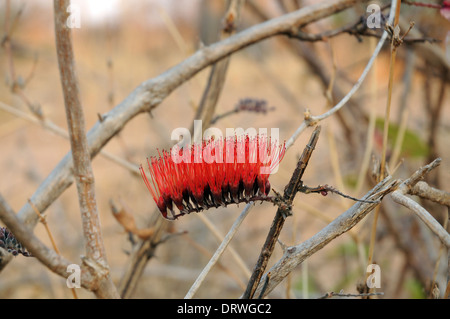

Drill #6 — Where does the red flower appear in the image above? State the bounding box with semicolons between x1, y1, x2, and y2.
441;0;450;20
140;135;286;220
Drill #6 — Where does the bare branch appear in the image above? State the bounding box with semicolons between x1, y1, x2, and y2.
318;291;384;299
243;126;322;299
410;181;450;207
53;0;118;298
288;16;438;44
0;101;140;176
285;20;391;148
390;158;450;248
250;176;400;298
118;212;170;298
0;193;96;288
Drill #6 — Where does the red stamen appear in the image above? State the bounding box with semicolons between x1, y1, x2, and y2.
140;134;286;220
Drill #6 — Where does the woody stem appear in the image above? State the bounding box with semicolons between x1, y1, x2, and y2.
243;126;321;299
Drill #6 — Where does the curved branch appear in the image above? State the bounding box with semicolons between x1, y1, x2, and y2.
0;194;95;288
410;181;450;207
390;158;450;248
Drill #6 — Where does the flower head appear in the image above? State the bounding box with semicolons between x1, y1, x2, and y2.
140;134;286;220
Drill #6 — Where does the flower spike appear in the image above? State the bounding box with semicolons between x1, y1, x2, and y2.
140;134;286;220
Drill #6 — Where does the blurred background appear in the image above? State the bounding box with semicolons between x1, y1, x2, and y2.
0;0;449;298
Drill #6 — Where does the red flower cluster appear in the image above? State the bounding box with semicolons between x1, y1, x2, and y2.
140;135;286;220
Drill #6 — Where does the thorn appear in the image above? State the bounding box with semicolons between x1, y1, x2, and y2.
97;113;105;122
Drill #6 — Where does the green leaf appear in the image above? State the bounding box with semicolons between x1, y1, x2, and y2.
405;278;426;299
375;118;430;158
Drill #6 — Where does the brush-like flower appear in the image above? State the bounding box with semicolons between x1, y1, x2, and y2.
140;135;286;220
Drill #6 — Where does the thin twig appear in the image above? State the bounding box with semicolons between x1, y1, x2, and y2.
380;0;402;181
210;98;275;125
391;192;450;248
110;200;155;240
285;4;393;149
257;272;271;299
390;158;450;248
0;101;141;176
243;126;321;299
366;0;400;294
318;291;384;299
288;16;437;44
195;214;251;279
184;203;253;299
0;193;97;289
430;213;448;299
402;0;441;9
27;199;78;299
27;199;60;255
299;184;380;204
326;127;349;208
182;233;247;290
118;212;170;298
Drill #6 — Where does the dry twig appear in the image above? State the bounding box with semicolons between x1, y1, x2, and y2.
243;126;322;299
390;158;450;248
118;212;170;298
53;0;118;298
318;291;384;299
251;176;399;298
0;193;99;290
184;203;253;299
